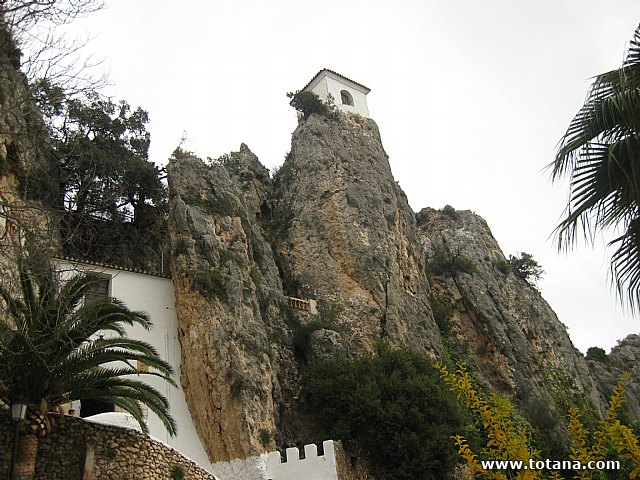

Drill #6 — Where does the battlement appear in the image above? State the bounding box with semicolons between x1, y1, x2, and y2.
286;296;318;314
266;440;337;480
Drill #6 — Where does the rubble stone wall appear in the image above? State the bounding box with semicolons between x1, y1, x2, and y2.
0;414;217;480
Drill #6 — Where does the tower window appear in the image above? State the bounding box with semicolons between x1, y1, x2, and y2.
340;90;354;106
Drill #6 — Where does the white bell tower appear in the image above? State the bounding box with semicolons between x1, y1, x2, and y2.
302;69;371;118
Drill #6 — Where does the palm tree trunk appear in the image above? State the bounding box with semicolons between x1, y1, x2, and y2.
14;433;38;480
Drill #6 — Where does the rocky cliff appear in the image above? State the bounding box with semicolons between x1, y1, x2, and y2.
167;147;298;462
417;208;604;431
589;334;640;419
0;21;56;260
166;110;614;464
272;113;442;357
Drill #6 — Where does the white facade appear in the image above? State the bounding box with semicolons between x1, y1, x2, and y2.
303;69;370;118
54;260;217;475
54;259;340;480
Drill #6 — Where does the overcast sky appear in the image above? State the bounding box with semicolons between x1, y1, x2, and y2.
60;0;640;353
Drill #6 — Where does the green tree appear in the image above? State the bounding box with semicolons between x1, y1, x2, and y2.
0;249;176;479
287;90;337;119
509;252;544;284
551;23;640;310
304;344;466;480
40;90;168;266
585;346;608;362
50;92;164;219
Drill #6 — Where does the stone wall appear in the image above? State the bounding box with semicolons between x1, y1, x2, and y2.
0;414;217;480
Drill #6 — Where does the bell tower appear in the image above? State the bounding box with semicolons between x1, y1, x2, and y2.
302;68;371;118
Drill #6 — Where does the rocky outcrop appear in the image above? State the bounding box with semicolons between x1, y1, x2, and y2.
167;149;297;463
417;207;605;424
589;334;640;419
0;19;57;273
0;21;51;204
272;113;443;357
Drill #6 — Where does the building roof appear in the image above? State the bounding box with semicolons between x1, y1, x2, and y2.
302;68;371;94
53;255;171;278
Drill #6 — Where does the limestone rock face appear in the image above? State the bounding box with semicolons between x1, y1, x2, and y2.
167;151;297;462
417;207;605;418
273;113;443;356
589;334;640;418
0;22;56;256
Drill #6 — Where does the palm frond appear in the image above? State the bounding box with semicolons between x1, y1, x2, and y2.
61;369;177;435
552;23;640;310
0;250;177;436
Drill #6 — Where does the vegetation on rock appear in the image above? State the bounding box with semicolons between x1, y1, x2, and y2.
586;346;608;363
438;363;640;479
509;252;544;285
427;243;476;277
304;344;466;480
287;90;338;120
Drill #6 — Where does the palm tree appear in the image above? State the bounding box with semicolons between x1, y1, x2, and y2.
0;250;177;479
552;23;640;310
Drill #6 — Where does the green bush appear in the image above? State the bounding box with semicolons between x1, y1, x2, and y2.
287;90;337;119
426;244;475;277
441;204;460;220
192;268;226;300
105;447;118;460
259;428;272;447
208;150;241;174
492;258;511;274
508;252;544;284
585;346;608;362
173;237;189;256
415;210;429;226
304;344;466;480
250;266;262;286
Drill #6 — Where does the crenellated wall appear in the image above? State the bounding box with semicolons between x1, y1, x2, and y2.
267;440;338;480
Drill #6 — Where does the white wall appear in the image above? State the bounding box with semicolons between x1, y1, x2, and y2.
54;260;217;476
54;260;339;480
266;441;338;480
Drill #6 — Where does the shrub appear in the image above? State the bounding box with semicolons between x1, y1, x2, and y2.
441;204;460;220
427;244;476;277
438;365;640;479
208;150;241;174
304;344;466;480
492;258;511;274
259;428;272;447
173;237;189;256
250;266;262;286
287;90;337;119
231;376;248;399
105;447;118;460
585;346;608;363
192;267;226;300
509;252;544;284
416;210;429;226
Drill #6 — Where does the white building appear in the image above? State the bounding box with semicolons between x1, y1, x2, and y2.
302;69;371;118
54;258;216;473
54;258;340;480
